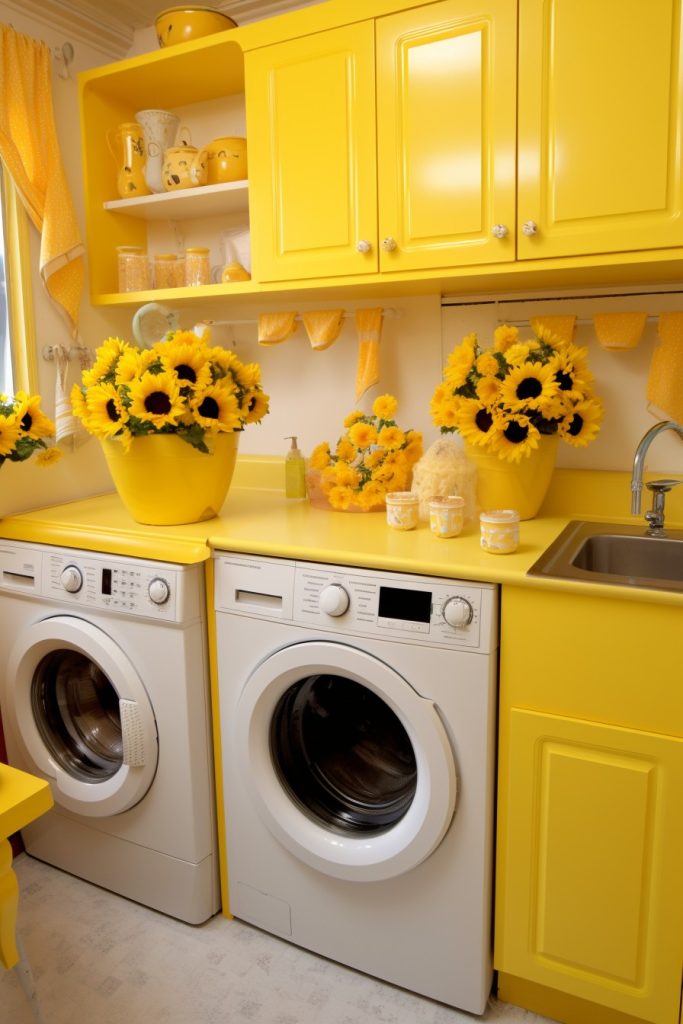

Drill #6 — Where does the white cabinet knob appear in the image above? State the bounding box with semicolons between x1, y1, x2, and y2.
442;596;473;629
522;220;538;236
148;577;170;605
381;236;398;252
61;565;83;594
319;584;350;617
492;223;509;239
356;240;372;254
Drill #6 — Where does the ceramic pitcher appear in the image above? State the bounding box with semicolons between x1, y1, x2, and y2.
135;109;182;193
107;122;150;198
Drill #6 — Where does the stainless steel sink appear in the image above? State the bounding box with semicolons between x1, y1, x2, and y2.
528;520;683;593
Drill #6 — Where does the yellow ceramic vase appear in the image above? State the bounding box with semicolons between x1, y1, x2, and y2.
464;433;559;521
101;432;239;525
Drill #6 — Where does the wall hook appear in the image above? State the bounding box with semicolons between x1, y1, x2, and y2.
54;41;74;79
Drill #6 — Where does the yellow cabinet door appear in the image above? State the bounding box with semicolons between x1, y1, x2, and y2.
518;0;683;260
245;22;378;283
376;0;517;272
496;708;683;1023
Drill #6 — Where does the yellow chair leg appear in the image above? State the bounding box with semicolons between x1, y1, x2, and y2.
0;837;19;969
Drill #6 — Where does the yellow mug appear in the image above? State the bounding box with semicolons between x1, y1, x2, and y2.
194;136;247;185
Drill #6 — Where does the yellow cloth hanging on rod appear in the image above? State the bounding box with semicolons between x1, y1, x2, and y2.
257;312;299;346
593;312;647;350
302;310;345;351
646;312;683;424
355;308;383;400
529;314;576;344
0;25;84;335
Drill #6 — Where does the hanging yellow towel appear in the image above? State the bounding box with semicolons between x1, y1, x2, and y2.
302;310;345;351
594;312;647;350
257;312;299;346
646;312;683;424
0;26;84;335
355;308;383;400
530;314;576;344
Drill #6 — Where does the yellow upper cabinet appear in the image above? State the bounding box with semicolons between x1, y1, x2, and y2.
376;0;517;273
518;0;683;260
246;0;517;283
245;22;378;283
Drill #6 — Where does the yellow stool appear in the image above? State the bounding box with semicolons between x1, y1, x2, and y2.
1;764;53;1020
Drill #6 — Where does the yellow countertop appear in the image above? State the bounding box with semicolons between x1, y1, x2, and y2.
0;459;681;607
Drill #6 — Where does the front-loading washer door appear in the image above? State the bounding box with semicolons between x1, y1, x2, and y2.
235;640;457;882
6;616;158;817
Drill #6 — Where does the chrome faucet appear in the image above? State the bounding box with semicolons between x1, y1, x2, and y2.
630;420;683;533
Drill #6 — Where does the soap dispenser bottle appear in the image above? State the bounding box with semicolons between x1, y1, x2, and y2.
284;436;306;499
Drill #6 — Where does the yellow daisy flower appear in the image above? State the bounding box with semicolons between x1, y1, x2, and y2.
476;375;501;405
348;421;378;449
372;394;398;420
309;443;331;470
128;371;185;429
326;484;355;510
377;425;404;450
36;447;62;466
403;430;423;464
336;436;356;462
476;352;499;376
493;324;519;352
333;461;361;488
356;481;385;509
343;410;365;428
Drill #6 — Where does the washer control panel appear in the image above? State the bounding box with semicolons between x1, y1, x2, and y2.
0;541;201;622
216;554;498;653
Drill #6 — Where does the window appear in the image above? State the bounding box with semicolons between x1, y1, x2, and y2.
0;165;37;396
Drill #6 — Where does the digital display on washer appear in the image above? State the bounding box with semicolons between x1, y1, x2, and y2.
378;586;431;623
101;568;112;595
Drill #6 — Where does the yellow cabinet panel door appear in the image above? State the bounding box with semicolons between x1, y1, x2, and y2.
518;0;683;259
245;23;378;282
496;708;683;1023
376;0;517;272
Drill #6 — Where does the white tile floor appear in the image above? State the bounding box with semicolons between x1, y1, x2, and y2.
2;854;556;1024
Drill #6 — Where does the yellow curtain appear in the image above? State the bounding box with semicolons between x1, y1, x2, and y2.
0;24;84;334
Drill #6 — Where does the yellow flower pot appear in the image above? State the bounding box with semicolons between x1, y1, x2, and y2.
464;433;559;521
101;432;239;525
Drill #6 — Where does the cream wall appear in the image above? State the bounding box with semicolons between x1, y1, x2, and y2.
1;5;682;518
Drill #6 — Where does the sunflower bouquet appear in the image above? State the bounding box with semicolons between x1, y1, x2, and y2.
0;392;61;466
430;324;602;463
71;330;269;451
307;394;423;511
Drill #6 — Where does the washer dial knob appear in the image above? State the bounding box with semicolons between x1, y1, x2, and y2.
319;583;350;617
442;596;473;628
61;565;83;593
148;577;170;605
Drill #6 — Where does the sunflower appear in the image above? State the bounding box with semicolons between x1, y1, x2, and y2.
191;383;241;432
372;394;398;420
85;382;127;438
499;362;558;413
128;371;185;428
115;348;156;385
14;392;56;439
82;337;129;386
493;413;541;463
493;324;519;353
0;415;21;457
558;398;603;447
430;387;463;430
456;399;498;447
444;343;476;389
241;390;270;424
159;339;212;391
234;361;263;390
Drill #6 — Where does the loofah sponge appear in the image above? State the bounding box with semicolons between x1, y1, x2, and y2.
410;438;478;524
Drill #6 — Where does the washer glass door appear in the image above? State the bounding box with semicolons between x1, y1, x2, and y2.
235;640;457;882
7;615;158;817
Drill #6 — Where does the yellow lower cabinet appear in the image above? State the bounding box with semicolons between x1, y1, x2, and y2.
496;708;683;1024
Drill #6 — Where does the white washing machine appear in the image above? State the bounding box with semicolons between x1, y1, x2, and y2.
0;539;220;925
214;553;498;1014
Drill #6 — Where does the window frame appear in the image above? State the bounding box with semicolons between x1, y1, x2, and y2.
1;164;38;395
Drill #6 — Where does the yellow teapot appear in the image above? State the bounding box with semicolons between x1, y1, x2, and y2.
191;136;247;186
162;145;199;191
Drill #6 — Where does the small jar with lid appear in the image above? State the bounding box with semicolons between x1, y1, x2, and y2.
429;495;465;538
153;253;180;290
184;247;210;287
117;245;150;292
479;509;520;554
386;491;419;531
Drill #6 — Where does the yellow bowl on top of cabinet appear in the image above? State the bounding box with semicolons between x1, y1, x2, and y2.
155;7;237;48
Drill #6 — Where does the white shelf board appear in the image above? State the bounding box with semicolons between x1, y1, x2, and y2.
103;180;249;220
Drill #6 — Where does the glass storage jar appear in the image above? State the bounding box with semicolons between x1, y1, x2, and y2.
184;247;210;287
117;246;150;292
479;509;520;554
153;253;182;289
429;495;465;538
385;491;419;531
